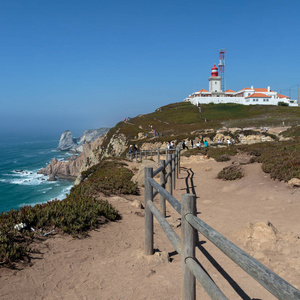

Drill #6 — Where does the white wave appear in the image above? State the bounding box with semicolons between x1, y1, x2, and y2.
1;170;48;186
51;185;73;201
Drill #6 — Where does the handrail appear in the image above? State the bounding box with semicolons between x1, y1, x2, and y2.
148;177;181;214
147;201;181;255
185;214;300;300
153;165;164;177
185;257;227;300
144;149;300;300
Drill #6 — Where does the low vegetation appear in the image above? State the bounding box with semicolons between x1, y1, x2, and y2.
237;139;300;182
0;159;138;267
217;165;244;180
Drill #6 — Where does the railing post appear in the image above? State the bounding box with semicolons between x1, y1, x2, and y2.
159;159;166;217
172;153;176;190
181;194;196;300
157;148;160;162
178;147;181;174
140;151;142;161
150;148;153;160
167;153;172;195
130;154;133;161
145;167;154;255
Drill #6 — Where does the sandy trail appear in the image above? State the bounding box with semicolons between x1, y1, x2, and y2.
0;155;299;299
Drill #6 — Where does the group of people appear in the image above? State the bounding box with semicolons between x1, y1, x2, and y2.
167;141;175;149
182;140;209;149
128;145;138;154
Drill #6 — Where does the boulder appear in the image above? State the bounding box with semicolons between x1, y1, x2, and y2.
132;159;159;186
57;130;77;151
288;178;300;188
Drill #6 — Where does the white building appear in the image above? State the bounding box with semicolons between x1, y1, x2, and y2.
185;65;298;107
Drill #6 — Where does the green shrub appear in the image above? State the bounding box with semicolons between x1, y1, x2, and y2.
217;165;244;180
278;101;289;106
215;154;231;162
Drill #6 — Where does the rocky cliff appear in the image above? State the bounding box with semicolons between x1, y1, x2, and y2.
57;128;110;153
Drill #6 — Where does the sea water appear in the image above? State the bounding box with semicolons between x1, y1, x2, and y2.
0;135;74;213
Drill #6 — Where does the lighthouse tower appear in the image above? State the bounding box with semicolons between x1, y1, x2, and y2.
208;65;222;93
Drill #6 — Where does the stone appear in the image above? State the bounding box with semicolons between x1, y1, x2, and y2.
131;200;144;209
132;159;159;187
288;178;300;188
47;173;57;181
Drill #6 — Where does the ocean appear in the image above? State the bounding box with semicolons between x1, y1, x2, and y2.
0;135;74;213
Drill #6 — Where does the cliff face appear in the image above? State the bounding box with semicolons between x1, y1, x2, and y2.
39;135;107;181
57;130;77;152
57;128;110;153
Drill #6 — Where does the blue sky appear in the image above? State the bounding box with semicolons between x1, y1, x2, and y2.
0;0;299;137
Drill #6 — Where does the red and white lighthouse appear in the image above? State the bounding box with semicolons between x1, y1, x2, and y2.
211;65;219;77
209;64;222;93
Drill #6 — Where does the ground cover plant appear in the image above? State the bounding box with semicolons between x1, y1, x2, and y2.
0;158;138;267
217;165;244;180
280;125;300;138
237;139;300;182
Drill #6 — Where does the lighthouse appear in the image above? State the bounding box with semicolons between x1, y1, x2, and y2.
208;64;222;93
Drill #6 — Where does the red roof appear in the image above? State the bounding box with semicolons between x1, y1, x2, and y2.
277;94;289;99
225;89;235;93
237;87;251;92
198;89;208;92
245;93;271;99
254;88;268;92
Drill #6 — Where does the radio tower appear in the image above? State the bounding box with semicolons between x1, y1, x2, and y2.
218;49;226;91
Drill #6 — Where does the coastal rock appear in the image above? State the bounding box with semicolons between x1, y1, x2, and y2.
57;128;110;153
78;128;110;145
38;157;81;181
47;173;57;181
57;130;78;152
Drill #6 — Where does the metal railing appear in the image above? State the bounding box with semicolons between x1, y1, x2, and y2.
144;162;300;299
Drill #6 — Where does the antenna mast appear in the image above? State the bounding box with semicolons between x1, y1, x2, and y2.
218;49;226;91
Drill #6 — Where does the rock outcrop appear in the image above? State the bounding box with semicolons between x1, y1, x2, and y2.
57;130;78;152
57;128;109;153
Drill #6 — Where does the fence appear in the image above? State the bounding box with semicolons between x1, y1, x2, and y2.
126;147;180;164
144;160;300;299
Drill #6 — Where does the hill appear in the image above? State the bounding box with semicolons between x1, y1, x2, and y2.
100;102;300;157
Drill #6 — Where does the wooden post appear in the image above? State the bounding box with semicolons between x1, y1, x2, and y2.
157;148;160;162
167;153;172;195
140;151;142;161
176;149;180;178
172;153;176;190
178;148;181;174
150;148;153;160
130;154;133;161
181;194;196;300
159;159;166;217
144;167;154;255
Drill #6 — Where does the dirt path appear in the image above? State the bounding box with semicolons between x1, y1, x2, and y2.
0;155;299;299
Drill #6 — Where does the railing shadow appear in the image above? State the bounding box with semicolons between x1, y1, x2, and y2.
180;167;197;198
196;240;252;300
